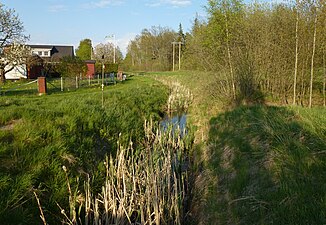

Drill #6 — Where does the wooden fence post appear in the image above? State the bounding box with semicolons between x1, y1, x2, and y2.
61;77;64;91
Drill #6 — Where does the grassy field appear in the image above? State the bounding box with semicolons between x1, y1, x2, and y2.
0;75;169;224
0;71;325;224
150;71;326;225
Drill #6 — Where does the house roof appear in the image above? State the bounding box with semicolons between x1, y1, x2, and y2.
28;45;74;61
85;60;96;64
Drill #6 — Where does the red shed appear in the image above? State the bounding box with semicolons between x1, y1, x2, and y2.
85;60;96;78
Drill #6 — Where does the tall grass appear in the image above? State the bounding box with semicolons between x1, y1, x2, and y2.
154;76;193;114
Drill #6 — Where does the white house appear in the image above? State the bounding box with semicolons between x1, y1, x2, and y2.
5;64;27;80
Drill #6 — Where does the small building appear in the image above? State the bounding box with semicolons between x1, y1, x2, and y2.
85;60;96;78
4;45;96;80
29;45;74;62
28;45;75;78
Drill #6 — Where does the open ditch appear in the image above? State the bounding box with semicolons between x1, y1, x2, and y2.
54;80;195;225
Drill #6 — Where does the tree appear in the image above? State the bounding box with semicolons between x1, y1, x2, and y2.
177;23;186;43
206;0;244;99
309;0;318;108
0;3;29;83
0;43;32;77
124;26;177;71
93;42;123;64
293;0;300;105
55;56;87;77
76;38;92;60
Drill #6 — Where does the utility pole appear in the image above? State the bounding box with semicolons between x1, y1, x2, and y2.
172;41;183;71
113;35;116;64
101;57;105;108
172;42;176;71
178;42;182;71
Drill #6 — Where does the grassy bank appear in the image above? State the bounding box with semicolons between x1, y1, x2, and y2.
206;105;326;224
150;71;326;225
0;75;168;224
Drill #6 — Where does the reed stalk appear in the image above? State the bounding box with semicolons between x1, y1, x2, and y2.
57;118;191;225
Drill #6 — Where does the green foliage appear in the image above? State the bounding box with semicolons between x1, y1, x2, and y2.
123;26;178;72
56;56;87;77
75;38;92;60
95;63;119;74
182;0;326;106
0;75;168;224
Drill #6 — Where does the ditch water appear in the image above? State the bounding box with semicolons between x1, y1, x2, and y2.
160;113;187;137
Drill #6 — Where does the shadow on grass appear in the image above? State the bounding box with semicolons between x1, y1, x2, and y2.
1;89;38;96
206;105;326;225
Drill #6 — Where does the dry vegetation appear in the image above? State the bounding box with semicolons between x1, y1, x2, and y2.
54;119;192;225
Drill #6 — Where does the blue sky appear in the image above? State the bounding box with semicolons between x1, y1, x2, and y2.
1;0;206;55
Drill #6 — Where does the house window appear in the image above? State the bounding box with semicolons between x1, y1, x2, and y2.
44;51;49;56
38;51;42;56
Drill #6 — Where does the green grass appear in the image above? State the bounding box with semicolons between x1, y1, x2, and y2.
204;105;326;225
0;75;168;225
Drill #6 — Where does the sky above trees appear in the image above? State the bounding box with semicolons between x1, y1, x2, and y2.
1;0;205;56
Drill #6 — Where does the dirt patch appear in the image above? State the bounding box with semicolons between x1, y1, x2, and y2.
0;119;22;131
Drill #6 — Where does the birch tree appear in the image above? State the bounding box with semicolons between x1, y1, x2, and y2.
206;0;244;99
293;0;300;105
309;0;318;108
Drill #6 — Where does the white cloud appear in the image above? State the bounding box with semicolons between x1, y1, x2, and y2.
83;0;124;9
147;0;191;8
48;4;68;12
91;33;136;57
116;33;137;57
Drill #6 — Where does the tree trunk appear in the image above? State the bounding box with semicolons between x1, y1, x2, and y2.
309;6;318;108
0;67;6;84
323;49;325;107
224;13;236;100
293;0;299;105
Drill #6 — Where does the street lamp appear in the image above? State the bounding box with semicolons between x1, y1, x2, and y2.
101;55;105;108
105;34;116;64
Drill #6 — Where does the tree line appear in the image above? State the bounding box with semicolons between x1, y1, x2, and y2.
123;25;185;72
123;0;326;107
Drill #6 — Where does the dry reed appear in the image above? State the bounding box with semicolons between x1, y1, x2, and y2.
59;119;190;225
155;77;193;114
42;78;194;225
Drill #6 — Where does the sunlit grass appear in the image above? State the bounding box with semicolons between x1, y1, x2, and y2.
0;75;169;224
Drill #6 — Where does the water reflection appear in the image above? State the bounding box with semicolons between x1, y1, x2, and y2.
160;113;187;137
